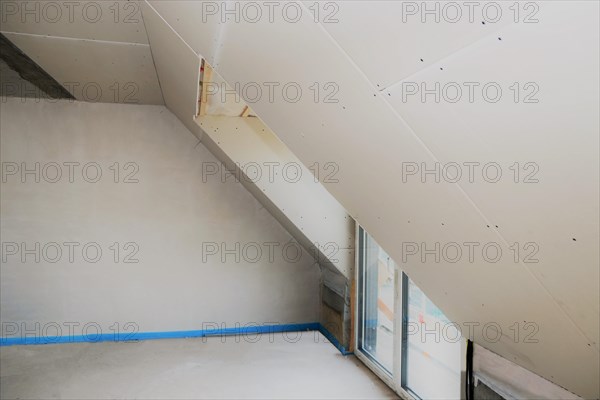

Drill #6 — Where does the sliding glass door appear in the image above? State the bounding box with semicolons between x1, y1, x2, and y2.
357;227;395;374
356;226;464;400
402;274;463;399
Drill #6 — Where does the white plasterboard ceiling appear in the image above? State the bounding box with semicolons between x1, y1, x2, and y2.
319;1;516;90
144;1;599;397
386;4;600;344
3;32;163;104
139;1;203;138
146;0;223;63
0;0;163;104
0;0;149;43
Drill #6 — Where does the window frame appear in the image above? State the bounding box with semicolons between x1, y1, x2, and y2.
355;225;466;400
354;226;416;399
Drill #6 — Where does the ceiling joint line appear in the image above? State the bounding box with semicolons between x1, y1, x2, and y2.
0;31;150;47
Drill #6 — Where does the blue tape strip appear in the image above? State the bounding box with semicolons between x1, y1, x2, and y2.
0;322;320;346
318;325;353;356
0;322;352;356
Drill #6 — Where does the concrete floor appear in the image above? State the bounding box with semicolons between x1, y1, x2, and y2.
1;331;398;399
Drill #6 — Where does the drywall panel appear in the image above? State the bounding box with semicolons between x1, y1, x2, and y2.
474;344;581;400
386;2;600;348
141;1;203;138
197;115;354;278
176;3;598;397
2;32;163;104
318;1;514;89
145;0;222;62
0;98;320;337
0;0;149;44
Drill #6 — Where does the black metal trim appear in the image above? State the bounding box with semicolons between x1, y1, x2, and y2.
400;272;410;390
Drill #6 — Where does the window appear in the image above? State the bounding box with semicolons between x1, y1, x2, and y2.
401;274;463;399
357;227;395;373
356;226;464;399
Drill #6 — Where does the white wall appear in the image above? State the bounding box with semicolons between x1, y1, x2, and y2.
0;98;320;339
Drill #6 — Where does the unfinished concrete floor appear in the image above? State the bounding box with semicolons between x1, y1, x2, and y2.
0;331;397;399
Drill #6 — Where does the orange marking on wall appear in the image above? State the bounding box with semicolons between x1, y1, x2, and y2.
377;298;394;321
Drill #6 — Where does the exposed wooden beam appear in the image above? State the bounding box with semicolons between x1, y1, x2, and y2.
240;105;250;117
198;59;213;117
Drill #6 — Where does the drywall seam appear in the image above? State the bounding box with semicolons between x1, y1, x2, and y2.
309;4;596;350
211;16;228;68
140;1;202;137
0;31;150;47
381;23;515;92
139;5;165;106
142;1;199;57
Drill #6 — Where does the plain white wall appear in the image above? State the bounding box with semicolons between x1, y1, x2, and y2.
0;98;320;339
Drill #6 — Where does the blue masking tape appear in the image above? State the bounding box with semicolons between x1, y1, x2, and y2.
0;322;352;356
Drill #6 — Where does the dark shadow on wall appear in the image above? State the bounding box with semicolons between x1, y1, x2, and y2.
0;33;74;99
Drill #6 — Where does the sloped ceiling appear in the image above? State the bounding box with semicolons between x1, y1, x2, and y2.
143;1;599;398
0;0;163;104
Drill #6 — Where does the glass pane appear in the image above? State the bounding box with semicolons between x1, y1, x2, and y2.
359;229;395;373
403;276;462;399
